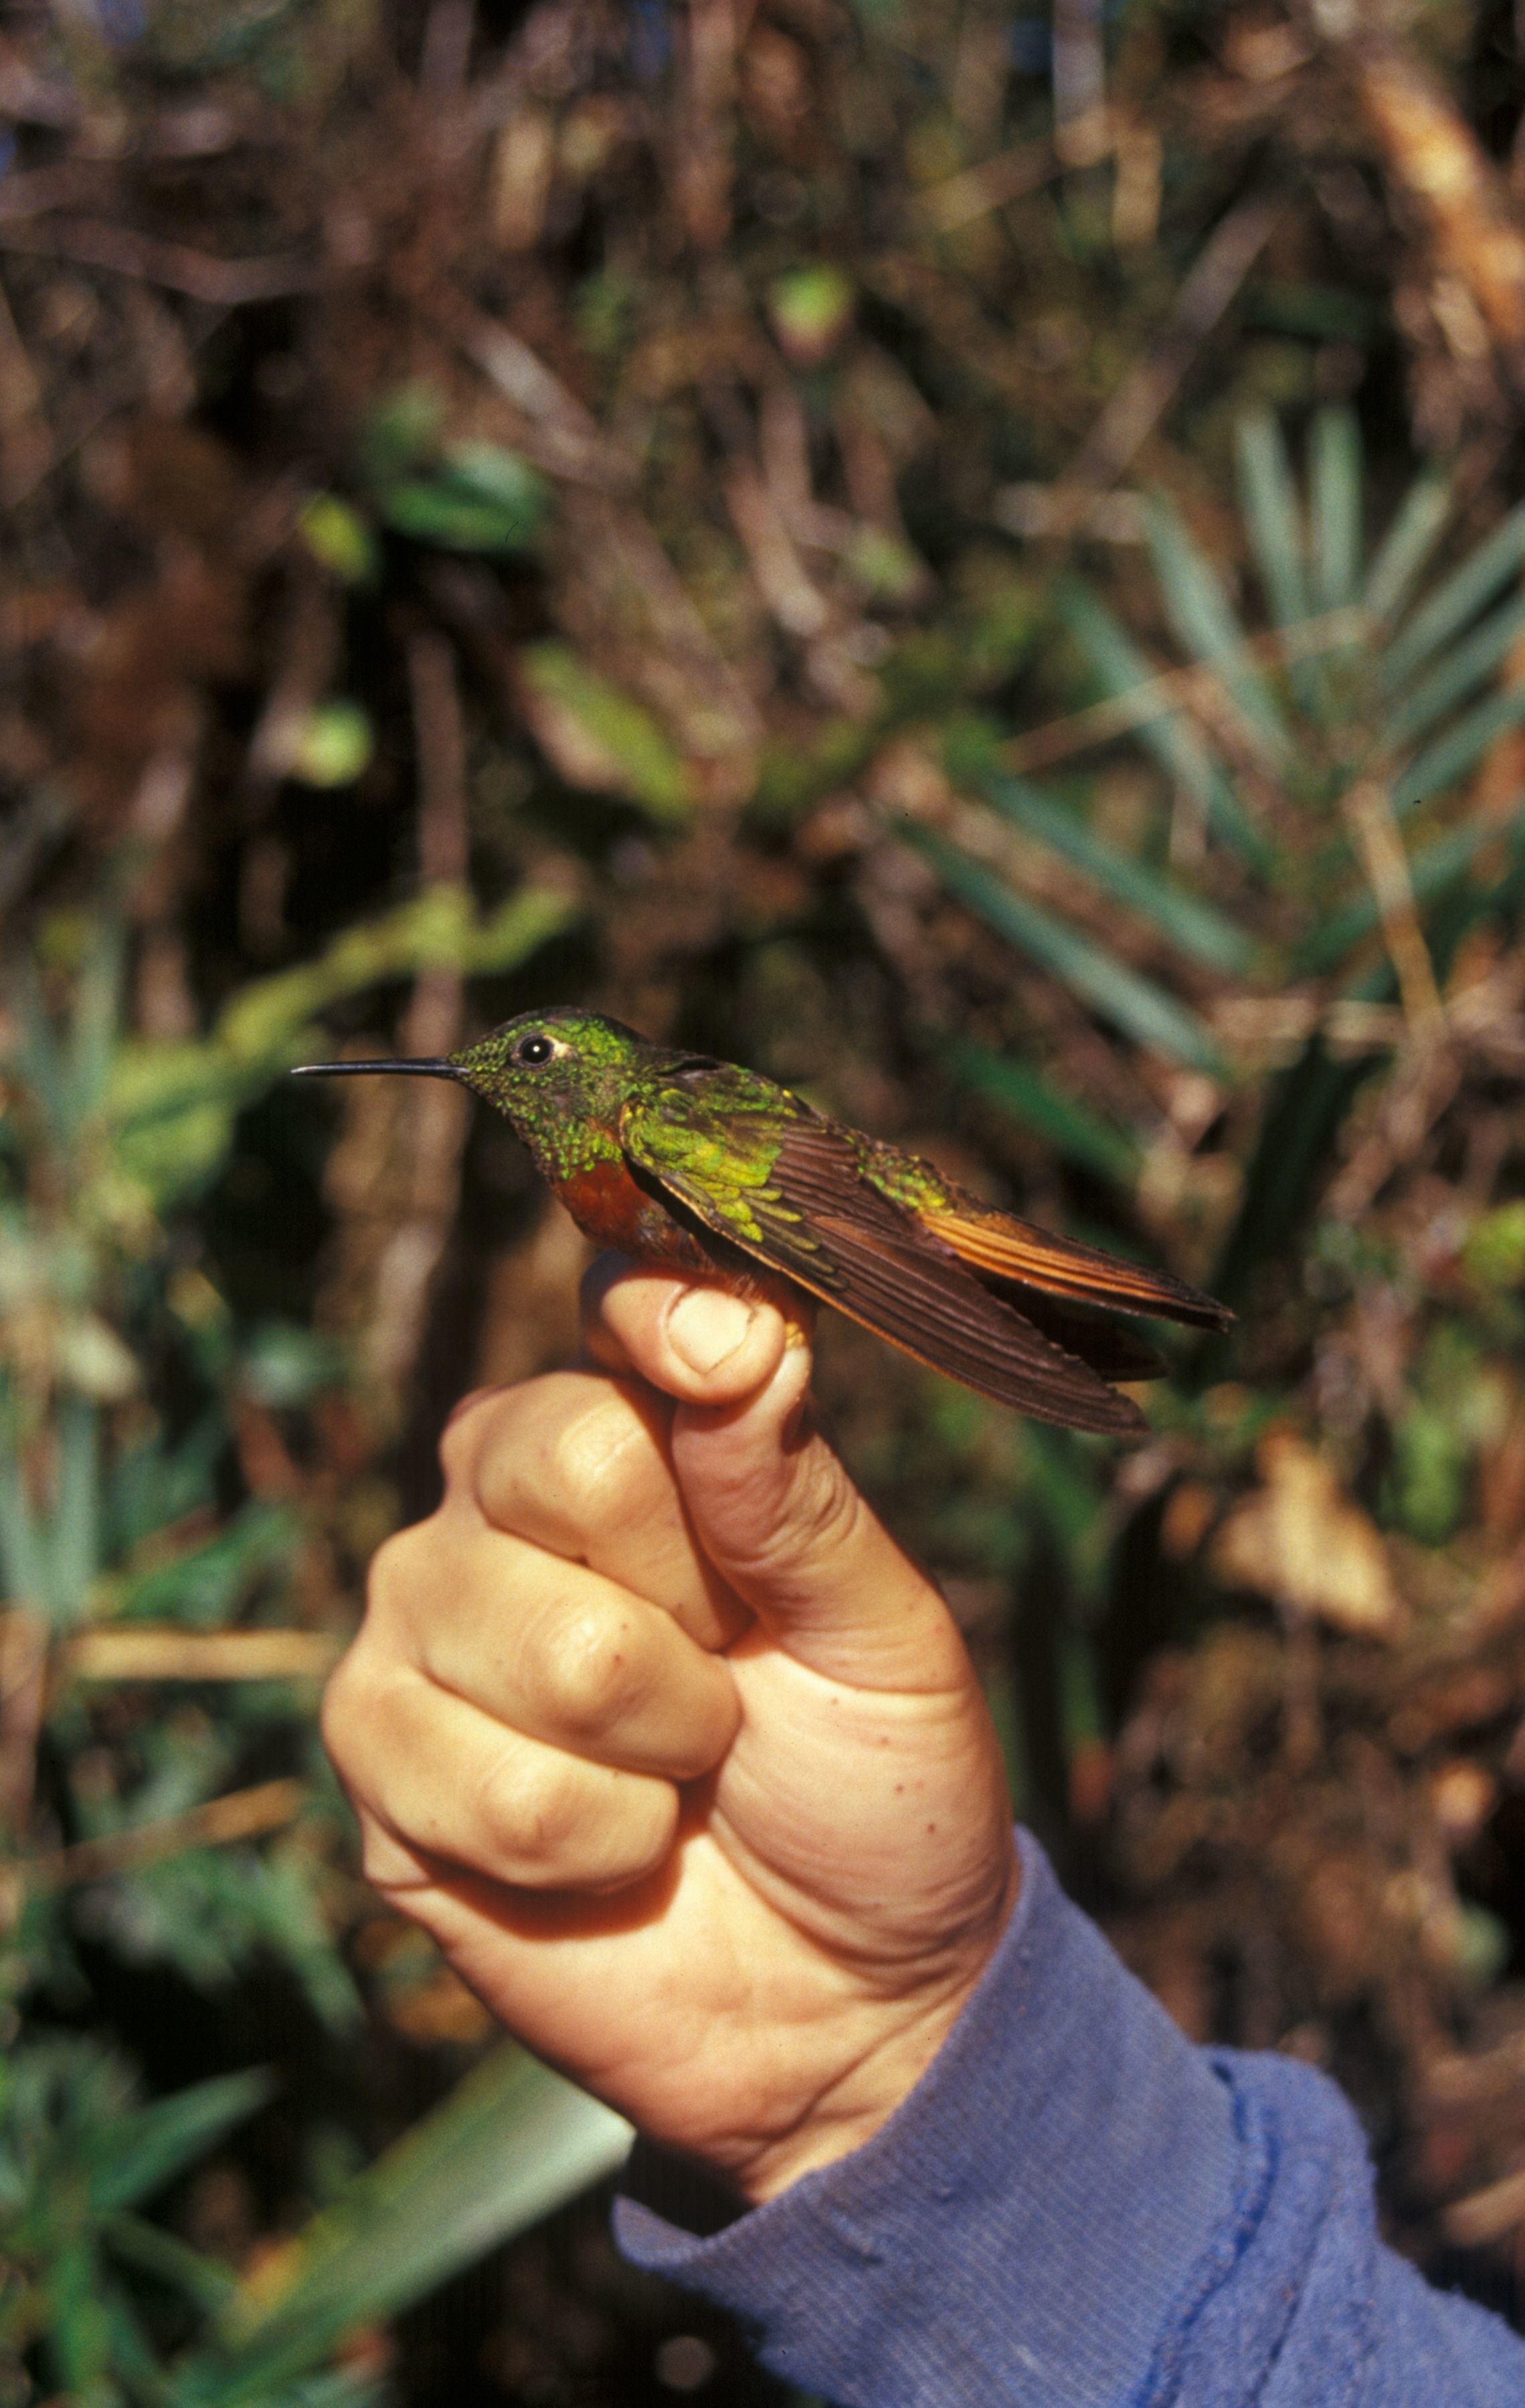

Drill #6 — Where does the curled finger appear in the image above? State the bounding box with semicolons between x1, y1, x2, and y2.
324;1656;679;1893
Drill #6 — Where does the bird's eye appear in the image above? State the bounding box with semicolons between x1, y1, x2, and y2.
515;1034;554;1067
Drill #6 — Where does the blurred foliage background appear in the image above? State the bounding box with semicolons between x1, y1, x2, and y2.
4;0;1525;2397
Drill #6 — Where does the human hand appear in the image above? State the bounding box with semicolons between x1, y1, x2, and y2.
322;1267;1018;2203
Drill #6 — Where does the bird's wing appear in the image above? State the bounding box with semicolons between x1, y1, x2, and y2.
913;1190;1232;1333
620;1091;1143;1433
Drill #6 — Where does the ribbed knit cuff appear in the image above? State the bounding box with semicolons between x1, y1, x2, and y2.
613;1829;1237;2408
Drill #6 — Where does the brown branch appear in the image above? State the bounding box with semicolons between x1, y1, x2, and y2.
27;1777;306;1891
919;136;1065;235
1051;194;1284;514
1001;606;1366;773
361;633;474;1394
60;1629;342;1683
1340;778;1445;1031
0;220;317;306
1354;39;1525;367
0;1610;47;1839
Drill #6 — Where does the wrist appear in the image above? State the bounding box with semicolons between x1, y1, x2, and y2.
731;1859;1022;2206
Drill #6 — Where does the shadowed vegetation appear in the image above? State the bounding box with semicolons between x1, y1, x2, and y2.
5;0;1525;2396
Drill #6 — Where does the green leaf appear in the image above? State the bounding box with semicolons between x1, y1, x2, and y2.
1059;586;1271;869
120;1503;296;1628
1140;498;1289;771
88;2069;274;2214
355;385;446;487
1211;1034;1378;1307
69;917;126;1131
1382;498;1525;688
1235;409;1308;630
971;769;1259;976
1389;687;1525;816
945;1037;1141;1187
1380;591;1525;751
1363;460;1453;623
767;265;855;365
1463;1200;1525;1288
1296;797;1524;972
295;497;378;586
902;826;1227;1073
104;2213;238;2314
109;883;578;1209
1310;406;1362;612
0;1435;48;1610
46;2234;114;2397
46;1392;99;1628
286;703;373;790
517;643;695;823
379;443;549;553
174;2051;630;2407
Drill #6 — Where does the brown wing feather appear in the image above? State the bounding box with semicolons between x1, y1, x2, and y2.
1000;1291;1164;1382
919;1196;1232;1333
628;1123;1145;1434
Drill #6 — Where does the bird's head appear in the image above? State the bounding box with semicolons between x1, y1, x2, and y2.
292;1007;652;1141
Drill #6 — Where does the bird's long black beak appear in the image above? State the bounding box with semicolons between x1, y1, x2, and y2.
290;1058;464;1081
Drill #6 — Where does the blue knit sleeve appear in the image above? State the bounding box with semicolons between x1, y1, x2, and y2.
612;1831;1525;2407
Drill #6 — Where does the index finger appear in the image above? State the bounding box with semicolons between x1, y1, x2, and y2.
443;1370;747;1651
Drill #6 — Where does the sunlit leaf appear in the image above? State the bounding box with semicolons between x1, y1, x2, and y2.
1463;1200;1525;1288
767;264;855;365
173;2051;630;2407
287;703;374;790
109;883;578;1209
296;496;378;585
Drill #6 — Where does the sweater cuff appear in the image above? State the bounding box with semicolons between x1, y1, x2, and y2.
613;1829;1237;2408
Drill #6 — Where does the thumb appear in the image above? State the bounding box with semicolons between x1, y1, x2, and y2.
590;1265;968;1693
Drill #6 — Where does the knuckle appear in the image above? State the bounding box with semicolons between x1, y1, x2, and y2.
596;1785;679;1890
357;1818;424;1893
476;1741;586;1865
539;1393;646;1525
319;1639;378;1772
436;1386;505;1489
365;1519;437;1618
540;1604;650;1742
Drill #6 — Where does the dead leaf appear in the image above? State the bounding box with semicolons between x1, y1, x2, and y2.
1213;1428;1404;1635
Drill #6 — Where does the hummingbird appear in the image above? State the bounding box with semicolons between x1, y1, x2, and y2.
293;1006;1231;1434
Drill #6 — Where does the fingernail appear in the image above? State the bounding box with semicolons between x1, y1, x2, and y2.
668;1287;757;1374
